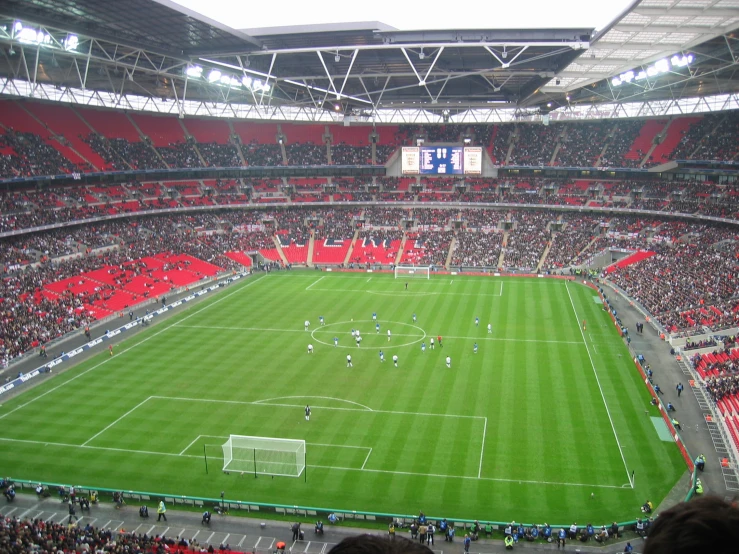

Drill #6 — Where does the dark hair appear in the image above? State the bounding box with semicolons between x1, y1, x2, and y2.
328;535;433;554
643;495;739;554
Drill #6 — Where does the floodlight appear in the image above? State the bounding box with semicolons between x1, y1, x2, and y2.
207;69;221;82
546;102;552;108
13;21;22;33
241;76;252;88
334;52;340;62
334;103;341;111
63;34;78;51
186;65;203;78
219;74;232;85
502;48;507;59
419;48;425;60
244;56;250;67
655;58;669;73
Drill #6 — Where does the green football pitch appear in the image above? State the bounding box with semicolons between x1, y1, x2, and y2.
0;272;686;523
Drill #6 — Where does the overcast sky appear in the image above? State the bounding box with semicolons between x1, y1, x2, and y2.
171;0;635;34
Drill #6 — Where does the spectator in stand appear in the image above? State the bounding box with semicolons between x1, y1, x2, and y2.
452;230;503;268
331;143;372;165
286;142;327;165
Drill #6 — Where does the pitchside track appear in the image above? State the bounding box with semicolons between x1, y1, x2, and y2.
0;272;685;523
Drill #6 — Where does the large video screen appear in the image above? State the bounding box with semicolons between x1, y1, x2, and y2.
420;146;463;174
402;146;480;175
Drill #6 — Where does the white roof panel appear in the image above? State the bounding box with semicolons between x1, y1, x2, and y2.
551;0;739;92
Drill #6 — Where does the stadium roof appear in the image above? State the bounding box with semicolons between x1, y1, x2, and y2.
0;0;736;119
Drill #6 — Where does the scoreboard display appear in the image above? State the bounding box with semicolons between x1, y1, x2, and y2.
420;146;463;174
402;146;481;175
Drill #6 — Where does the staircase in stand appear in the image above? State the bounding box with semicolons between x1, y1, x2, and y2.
498;231;509;268
394;234;407;265
226;120;248;165
272;235;290;266
536;236;555;272
307;231;315;267
445;236;456;270
343;230;360;266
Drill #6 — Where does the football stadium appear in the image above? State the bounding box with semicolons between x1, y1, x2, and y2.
0;0;738;551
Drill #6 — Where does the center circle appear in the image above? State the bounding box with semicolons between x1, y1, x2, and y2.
311;320;427;350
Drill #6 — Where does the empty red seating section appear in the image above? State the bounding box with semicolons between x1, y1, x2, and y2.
77;107;141;141
24;103;108;170
0;100;49;136
282;123;324;143
350;238;401;265
259;248;282;262
603;250;656;275
313;239;351;264
650;117;702;165
39;253;224;320
130;113;185;147
183;118;231;144
624;119;667;164
281;243;308;263
330;125;372;145
225;251;253;267
232;121;278;144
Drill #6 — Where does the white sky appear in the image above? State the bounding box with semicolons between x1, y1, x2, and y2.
171;0;635;34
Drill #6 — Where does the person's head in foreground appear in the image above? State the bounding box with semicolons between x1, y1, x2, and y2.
643;495;739;554
329;534;433;554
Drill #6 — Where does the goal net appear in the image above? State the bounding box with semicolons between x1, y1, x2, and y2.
394;265;431;279
221;435;306;477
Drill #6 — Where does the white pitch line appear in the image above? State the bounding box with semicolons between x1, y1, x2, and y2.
306;276;325;290
361;448;373;470
478;417;487;479
179;434;203;456
82;396;152;446
252;395;373;411
0;434;626;489
306;463;627;489
152;395;485;420
566;283;633;488
367;277;372;282
177;325;580;345
0;274;267;422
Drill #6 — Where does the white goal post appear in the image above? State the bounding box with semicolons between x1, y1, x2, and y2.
221;435;306;477
394;265;431;279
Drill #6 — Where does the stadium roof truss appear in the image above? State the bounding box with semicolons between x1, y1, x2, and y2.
0;0;737;123
541;0;739;105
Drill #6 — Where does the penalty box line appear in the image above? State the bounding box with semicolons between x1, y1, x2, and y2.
0;435;625;489
182;434;373;469
159;396;485;480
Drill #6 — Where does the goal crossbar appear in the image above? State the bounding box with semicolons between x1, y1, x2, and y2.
222;435;305;477
394;265;431;279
